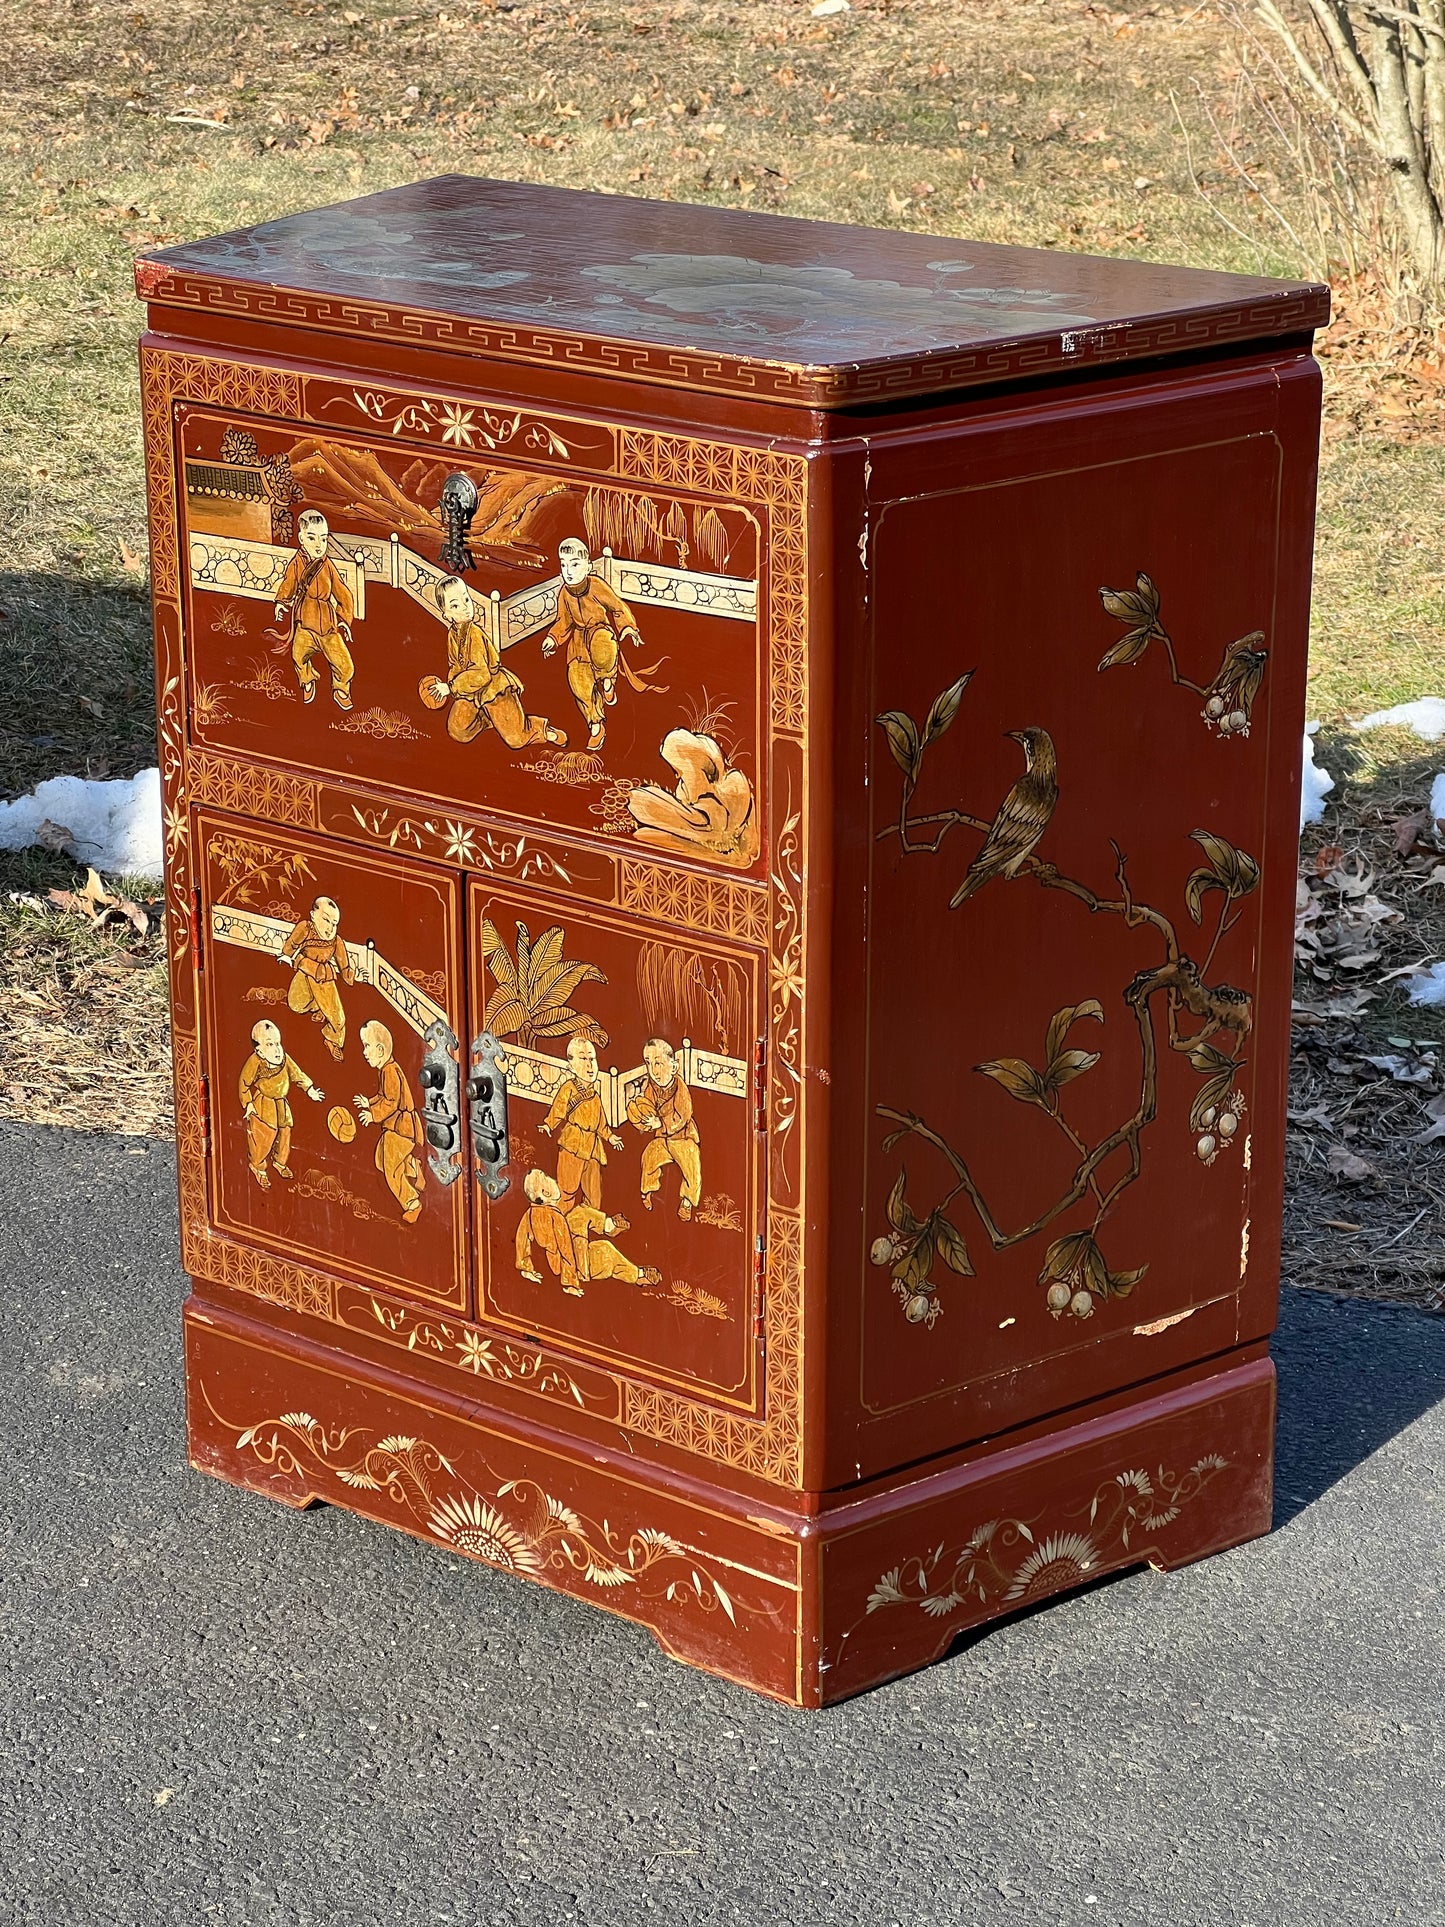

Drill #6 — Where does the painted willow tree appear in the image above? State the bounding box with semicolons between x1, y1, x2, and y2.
1257;0;1445;305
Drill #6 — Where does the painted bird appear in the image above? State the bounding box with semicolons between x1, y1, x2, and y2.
950;726;1059;908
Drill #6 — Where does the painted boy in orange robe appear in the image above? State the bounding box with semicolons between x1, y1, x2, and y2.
542;538;653;751
280;894;354;1061
539;1035;624;1210
428;575;565;750
354;1020;425;1224
239;1019;324;1190
626;1036;702;1221
273;509;355;709
514;1169;659;1296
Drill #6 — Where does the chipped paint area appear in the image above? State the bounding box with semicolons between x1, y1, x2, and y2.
1132;1306;1197;1337
1240;1217;1251;1279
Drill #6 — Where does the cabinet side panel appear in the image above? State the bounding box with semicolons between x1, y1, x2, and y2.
825;350;1319;1486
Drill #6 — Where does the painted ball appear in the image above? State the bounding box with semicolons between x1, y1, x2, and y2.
328;1106;358;1143
1069;1290;1095;1320
418;674;450;712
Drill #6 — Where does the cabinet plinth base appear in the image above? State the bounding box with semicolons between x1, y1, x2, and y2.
184;1291;1275;1707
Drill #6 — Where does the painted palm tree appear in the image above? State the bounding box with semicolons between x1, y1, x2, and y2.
479;919;609;1050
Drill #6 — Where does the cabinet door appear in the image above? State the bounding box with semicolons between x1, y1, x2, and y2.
196;811;469;1310
176;403;765;881
466;881;763;1408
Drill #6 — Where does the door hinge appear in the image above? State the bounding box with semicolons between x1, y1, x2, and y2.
752;1036;767;1134
197;1072;212;1153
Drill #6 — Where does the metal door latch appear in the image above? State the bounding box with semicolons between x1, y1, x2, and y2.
468;1031;510;1200
418;1020;463;1186
438;471;479;575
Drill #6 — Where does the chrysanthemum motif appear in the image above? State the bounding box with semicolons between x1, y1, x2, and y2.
436;401;477;447
456;1332;490;1374
1002;1531;1100;1604
427;1493;541;1572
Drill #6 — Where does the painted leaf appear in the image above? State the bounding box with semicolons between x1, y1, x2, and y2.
892;1229;934;1289
933;1215;974;1276
478;917;518;991
1187;1039;1235;1075
1190;1069;1235;1133
1049;1048;1101;1088
482;992;527;1037
923;671;973;746
886;1167;921;1236
514;921;533;1000
1184;865;1224;924
1045;999;1104;1068
530;1009;609;1046
526;923;566;990
1099;585;1150;624
1106;1263;1147;1297
1190;829;1259;899
876;709;920;779
1097;626;1153;672
976;1057;1051;1106
529;958;607;1011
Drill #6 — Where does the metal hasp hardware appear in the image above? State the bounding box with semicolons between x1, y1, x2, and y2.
468;1031;510;1200
437;471;478;575
418;1019;463;1186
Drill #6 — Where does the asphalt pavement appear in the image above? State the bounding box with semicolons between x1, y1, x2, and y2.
1;1118;1441;1927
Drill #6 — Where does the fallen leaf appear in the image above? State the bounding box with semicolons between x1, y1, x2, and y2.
1326;1145;1377;1182
117;536;145;575
1321;1219;1362;1232
34;819;75;854
1392;809;1430;856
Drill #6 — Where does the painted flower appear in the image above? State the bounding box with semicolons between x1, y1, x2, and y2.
456;1332;490;1374
436;401;477;447
427;1492;541;1572
443;820;477;865
1002;1531;1100;1604
769;953;804;1005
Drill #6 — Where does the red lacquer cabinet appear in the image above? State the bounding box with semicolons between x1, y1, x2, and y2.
136;178;1325;1704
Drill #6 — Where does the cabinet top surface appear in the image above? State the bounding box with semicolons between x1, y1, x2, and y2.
137;173;1328;408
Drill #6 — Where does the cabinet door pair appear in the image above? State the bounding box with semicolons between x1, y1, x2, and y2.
194;811;763;1406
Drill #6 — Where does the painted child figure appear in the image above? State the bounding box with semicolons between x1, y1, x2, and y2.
239;1019;324;1191
273;509;356;710
354;1020;426;1225
539;1035;625;1211
514;1169;660;1297
626;1037;703;1222
542;538;652;751
280;894;354;1061
423;576;565;750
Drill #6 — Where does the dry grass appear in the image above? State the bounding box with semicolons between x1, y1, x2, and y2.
0;0;1442;1312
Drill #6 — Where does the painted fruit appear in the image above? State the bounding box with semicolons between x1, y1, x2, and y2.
1069;1290;1094;1319
1198;1106;1217;1129
1046;1281;1073;1313
1197;1133;1217;1160
1228;709;1248;730
903;1293;934;1324
870;1235;897;1267
1206;695;1226;717
1218;1110;1239;1138
328;1106;358;1143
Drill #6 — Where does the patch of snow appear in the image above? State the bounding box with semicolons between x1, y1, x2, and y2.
0;769;163;878
1407;962;1445;1008
1431;770;1445;826
1300;730;1334;830
1356;697;1445;743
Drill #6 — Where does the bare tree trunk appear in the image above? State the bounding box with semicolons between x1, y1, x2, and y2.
1258;0;1445;305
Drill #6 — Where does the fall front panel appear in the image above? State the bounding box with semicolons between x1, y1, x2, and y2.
467;881;763;1408
176;407;764;879
855;410;1304;1455
195;811;469;1311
